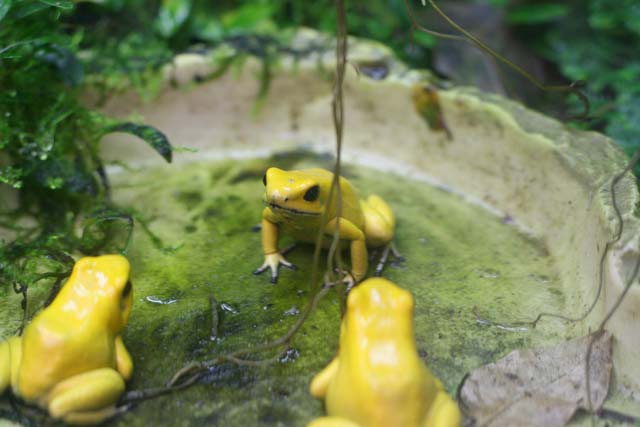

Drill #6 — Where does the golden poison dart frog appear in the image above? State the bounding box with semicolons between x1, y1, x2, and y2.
0;255;134;425
254;167;399;284
308;278;461;427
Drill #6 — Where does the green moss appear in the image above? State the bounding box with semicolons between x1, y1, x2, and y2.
30;152;567;426
0;152;570;425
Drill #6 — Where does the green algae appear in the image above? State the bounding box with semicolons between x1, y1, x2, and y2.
0;152;570;426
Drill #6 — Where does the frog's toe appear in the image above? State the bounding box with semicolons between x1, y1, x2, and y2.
323;270;356;291
390;244;405;262
373;243;404;277
281;260;297;271
253;263;270;275
270;268;279;284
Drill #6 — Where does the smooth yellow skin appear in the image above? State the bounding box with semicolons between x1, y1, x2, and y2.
0;255;134;425
309;278;461;427
257;167;395;283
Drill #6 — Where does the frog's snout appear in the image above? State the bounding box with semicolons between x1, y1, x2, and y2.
269;191;288;205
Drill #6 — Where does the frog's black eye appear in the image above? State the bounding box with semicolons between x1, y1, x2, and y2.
304;185;320;202
122;280;132;298
262;173;267;186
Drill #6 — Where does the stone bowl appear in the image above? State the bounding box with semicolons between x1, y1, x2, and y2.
90;31;640;423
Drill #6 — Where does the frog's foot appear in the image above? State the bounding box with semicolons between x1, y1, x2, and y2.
46;368;126;425
307;417;362;427
323;270;356;293
253;250;297;284
373;243;404;277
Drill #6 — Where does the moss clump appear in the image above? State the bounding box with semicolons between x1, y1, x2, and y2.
17;151;567;427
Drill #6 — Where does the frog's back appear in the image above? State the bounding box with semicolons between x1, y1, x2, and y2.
325;354;434;427
310;168;364;228
323;279;439;426
16;310;117;401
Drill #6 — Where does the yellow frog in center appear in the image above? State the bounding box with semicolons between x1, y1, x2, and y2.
0;255;134;425
254;167;398;284
308;278;461;427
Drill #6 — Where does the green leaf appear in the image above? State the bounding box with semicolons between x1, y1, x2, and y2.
507;4;569;24
35;44;84;86
155;0;192;38
38;0;73;10
104;123;173;163
413;30;436;48
221;3;274;33
0;166;24;189
10;1;49;18
0;0;11;22
190;12;223;42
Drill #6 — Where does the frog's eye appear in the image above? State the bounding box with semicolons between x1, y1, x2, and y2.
304;185;320;202
262;173;267;186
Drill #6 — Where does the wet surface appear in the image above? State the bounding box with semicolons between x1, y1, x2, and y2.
0;152;569;426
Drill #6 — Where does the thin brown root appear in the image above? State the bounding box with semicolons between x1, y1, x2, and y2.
133;284;332;399
120;0;350;411
422;0;590;119
584;254;640;411
596;407;640;424
403;0;467;42
474;146;640;331
209;296;219;341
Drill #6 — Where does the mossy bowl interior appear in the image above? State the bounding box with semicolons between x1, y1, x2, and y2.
1;32;639;426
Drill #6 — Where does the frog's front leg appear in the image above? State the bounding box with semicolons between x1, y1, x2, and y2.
422;390;462;427
254;214;296;283
309;357;339;399
361;195;401;277
325;218;367;283
0;342;8;393
307;417;362;427
45;368;126;425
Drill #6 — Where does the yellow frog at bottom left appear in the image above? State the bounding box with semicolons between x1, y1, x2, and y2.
0;255;134;425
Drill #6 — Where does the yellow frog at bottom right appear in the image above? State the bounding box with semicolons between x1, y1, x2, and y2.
308;278;460;427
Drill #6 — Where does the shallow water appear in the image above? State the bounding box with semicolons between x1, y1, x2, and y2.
0;152;570;426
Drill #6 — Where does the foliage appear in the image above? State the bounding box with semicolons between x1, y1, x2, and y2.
1;0;638;302
0;0;172;294
545;0;640;168
146;0;638;169
83;0;433;69
490;0;640;172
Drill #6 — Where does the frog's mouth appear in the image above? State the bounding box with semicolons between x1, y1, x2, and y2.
266;201;320;216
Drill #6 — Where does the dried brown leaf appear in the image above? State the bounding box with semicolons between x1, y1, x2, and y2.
460;331;612;427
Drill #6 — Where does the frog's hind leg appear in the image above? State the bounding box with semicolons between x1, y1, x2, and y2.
373;243;404;277
309;357;339;399
307;417;362;427
362;195;395;247
46;368;126;425
361;195;403;277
